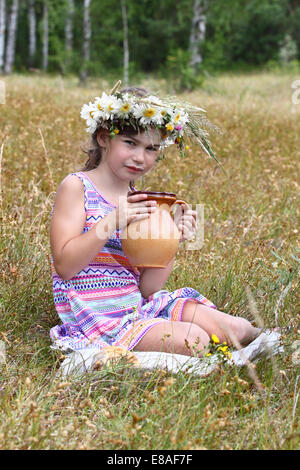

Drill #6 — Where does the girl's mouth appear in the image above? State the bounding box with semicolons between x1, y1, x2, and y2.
126;166;144;173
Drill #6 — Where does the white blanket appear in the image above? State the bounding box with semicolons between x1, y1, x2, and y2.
52;329;283;378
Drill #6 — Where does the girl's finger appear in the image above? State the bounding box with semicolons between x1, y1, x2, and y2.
127;193;151;203
180;218;194;229
129;200;157;209
181;215;197;227
129;206;156;215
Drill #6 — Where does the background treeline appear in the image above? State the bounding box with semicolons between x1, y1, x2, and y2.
0;0;299;88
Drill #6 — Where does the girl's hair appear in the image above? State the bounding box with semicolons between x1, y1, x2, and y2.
80;86;150;172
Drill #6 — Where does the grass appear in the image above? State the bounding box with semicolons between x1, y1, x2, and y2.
0;70;299;450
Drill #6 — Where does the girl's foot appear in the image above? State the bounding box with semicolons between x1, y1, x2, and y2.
240;327;282;347
239;327;263;347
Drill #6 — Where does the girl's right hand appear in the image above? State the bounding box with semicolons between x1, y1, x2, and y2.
115;193;157;230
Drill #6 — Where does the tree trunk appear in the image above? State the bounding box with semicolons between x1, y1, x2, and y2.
65;0;74;53
80;0;91;84
42;0;48;71
0;0;6;74
4;0;19;74
189;0;207;72
28;0;36;68
121;0;129;86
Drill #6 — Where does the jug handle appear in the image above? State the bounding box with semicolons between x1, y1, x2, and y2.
170;199;191;218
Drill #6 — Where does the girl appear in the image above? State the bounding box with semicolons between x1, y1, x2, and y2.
49;84;261;358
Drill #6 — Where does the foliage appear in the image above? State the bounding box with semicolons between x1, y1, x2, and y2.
2;0;300;81
164;49;206;92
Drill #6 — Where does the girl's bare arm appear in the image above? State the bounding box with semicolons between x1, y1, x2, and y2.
50;176;117;281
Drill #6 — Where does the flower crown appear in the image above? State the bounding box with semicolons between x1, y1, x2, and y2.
80;80;220;163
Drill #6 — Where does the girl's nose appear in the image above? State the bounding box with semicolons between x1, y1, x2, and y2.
132;147;145;163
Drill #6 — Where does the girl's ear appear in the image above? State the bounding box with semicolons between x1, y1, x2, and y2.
96;130;109;148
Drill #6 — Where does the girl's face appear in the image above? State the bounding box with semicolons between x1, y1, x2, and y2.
98;128;161;183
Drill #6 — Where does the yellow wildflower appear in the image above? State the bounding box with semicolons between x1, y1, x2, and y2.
217;345;229;353
166;123;174;132
114;129;120;134
211;334;220;344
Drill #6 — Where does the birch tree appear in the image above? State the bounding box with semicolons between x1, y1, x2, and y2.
80;0;91;83
0;0;5;73
189;0;207;72
65;0;74;53
121;0;129;86
42;0;48;71
4;0;19;74
28;0;36;68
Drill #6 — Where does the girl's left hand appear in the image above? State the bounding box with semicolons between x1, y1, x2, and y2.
174;204;197;242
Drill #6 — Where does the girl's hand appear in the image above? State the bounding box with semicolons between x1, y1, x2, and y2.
115;193;157;230
174;204;197;242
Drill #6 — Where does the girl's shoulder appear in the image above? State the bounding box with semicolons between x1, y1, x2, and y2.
58;172;85;192
50;172;89;218
54;173;85;210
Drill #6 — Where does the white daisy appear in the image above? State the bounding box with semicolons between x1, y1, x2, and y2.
95;92;120;120
133;103;162;125
116;96;135;119
171;108;189;127
80;102;97;121
144;95;163;106
160;136;175;149
86;119;98;134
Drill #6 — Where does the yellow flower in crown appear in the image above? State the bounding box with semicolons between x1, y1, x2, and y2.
166;123;174;132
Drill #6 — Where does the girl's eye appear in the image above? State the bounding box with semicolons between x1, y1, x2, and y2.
125;140;135;146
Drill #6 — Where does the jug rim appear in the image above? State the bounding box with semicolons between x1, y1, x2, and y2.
127;190;176;198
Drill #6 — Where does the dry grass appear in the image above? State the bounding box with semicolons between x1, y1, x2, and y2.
0;71;299;450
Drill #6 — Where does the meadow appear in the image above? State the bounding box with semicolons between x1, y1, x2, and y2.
0;70;299;450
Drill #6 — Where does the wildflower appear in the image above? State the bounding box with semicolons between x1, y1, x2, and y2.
211;334;220;344
143;107;156;118
217;345;229;353
96;92;120;119
133;104;162;125
166;123;174;132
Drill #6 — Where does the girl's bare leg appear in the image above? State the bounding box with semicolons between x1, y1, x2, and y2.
133;320;210;356
181;301;261;346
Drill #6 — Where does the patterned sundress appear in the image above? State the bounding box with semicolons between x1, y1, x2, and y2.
50;171;217;353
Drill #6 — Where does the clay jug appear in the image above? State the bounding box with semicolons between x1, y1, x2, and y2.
121;190;189;268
